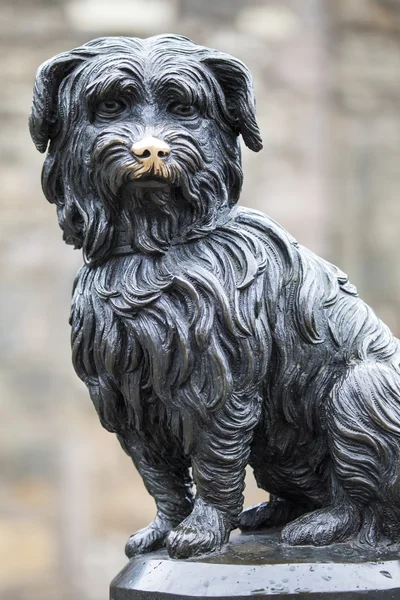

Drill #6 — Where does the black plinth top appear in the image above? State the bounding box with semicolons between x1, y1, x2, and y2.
110;529;400;599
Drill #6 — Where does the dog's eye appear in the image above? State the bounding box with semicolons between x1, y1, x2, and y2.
97;99;126;116
169;103;197;117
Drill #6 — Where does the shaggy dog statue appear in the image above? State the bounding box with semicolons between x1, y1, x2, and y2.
30;35;400;559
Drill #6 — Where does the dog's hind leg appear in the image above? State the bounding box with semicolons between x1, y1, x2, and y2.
282;361;400;546
239;496;312;531
118;431;194;557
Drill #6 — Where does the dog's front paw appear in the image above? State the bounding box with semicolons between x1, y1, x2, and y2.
125;514;174;557
166;498;232;559
281;503;361;546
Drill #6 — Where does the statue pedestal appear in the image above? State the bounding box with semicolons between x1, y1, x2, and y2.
110;528;400;599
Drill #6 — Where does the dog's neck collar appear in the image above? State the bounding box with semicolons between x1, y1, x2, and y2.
111;206;238;256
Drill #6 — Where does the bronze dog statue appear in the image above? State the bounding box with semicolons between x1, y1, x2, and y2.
30;35;400;559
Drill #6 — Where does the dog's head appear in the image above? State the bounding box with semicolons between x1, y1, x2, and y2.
30;35;262;264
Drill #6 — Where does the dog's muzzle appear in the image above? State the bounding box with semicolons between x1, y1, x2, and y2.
130;136;171;187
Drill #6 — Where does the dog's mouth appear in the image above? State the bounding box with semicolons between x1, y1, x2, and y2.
129;175;170;189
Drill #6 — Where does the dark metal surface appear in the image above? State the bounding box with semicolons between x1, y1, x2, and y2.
110;529;400;599
30;35;400;563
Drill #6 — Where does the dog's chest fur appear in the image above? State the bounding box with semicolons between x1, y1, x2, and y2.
70;210;281;433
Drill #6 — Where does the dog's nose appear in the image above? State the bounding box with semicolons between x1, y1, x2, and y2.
131;136;171;161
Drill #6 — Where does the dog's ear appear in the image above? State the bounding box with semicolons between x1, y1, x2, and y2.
201;53;263;152
29;52;84;153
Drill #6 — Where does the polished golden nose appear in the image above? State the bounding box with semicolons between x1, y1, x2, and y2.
131;136;171;161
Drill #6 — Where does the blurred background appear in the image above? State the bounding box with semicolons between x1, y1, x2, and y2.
0;0;399;598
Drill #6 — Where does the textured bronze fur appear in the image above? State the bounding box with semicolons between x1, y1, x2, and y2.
30;35;400;559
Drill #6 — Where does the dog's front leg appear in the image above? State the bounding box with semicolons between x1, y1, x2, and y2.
118;432;194;557
166;399;259;559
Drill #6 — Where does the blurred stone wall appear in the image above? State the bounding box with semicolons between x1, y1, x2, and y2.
0;1;399;599
333;0;400;329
